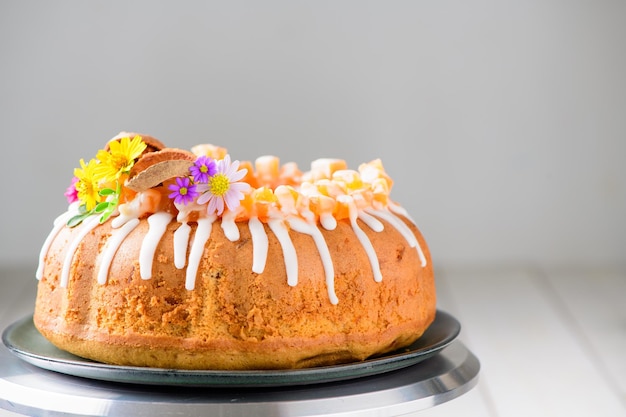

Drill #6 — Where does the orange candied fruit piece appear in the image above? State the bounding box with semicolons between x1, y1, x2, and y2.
191;144;228;160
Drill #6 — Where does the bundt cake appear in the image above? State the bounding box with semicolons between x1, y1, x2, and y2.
33;132;436;370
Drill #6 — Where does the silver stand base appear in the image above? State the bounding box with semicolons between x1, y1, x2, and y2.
0;340;479;417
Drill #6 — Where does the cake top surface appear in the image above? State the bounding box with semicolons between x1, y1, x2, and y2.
65;132;402;228
39;132;427;303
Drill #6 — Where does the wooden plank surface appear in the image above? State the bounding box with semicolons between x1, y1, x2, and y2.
415;268;496;416
433;266;626;417
543;267;626;404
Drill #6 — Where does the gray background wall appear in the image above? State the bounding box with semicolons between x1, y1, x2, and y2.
1;1;624;269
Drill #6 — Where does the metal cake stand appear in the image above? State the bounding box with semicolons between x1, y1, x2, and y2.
0;338;478;417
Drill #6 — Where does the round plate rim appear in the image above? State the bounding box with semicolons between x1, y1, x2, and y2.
2;309;460;387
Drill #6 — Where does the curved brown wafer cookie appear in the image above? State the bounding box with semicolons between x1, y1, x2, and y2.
126;148;196;192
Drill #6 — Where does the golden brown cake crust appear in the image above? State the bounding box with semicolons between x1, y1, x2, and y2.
34;214;435;370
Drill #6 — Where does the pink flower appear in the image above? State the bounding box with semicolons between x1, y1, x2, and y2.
64;177;79;204
196;155;250;215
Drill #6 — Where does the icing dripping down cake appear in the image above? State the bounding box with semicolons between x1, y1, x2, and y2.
33;132;436;370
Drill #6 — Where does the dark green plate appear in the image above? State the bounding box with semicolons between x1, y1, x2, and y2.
2;310;459;387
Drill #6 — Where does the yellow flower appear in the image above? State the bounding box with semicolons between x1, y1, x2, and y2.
94;135;146;182
74;158;103;211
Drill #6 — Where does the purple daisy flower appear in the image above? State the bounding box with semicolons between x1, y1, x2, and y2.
168;177;199;205
189;156;217;184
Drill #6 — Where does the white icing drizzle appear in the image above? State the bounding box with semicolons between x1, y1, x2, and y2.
221;210;240;241
186;216;215;290
60;215;100;288
338;197;383;283
173;222;192;269
36;209;76;280
42;197;425;305
357;210;384;232
320;212;337;231
97;218;140;284
139;212;174;280
268;219;299;287
365;208;427;267
287;217;339;305
388;201;417;225
249;216;268;274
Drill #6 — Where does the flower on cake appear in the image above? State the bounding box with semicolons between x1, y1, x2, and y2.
65;177;79;204
168;177;199;205
166;154;251;216
196;155;250;215
65;135;399;229
73;158;103;211
189;155;217;183
94;136;146;182
67;136;147;227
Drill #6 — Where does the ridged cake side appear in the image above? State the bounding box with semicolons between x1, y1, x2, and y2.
34;214;435;369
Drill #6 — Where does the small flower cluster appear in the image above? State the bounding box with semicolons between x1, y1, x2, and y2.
168;154;251;216
64;137;394;228
66;136;146;226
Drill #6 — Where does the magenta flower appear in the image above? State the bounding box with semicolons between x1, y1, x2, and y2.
64;177;79;204
189;156;217;184
168;177;199;205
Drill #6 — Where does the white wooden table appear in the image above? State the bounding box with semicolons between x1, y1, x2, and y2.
1;264;624;416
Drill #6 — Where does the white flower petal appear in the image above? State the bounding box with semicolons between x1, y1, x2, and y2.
214;197;225;215
196;191;211;205
224;193;241;210
229;181;250;192
230;168;248;182
220;155;231;170
206;197;216;214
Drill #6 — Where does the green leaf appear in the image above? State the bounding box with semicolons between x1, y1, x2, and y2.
94;202;110;213
100;210;113;223
67;213;89;227
99;188;116;196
